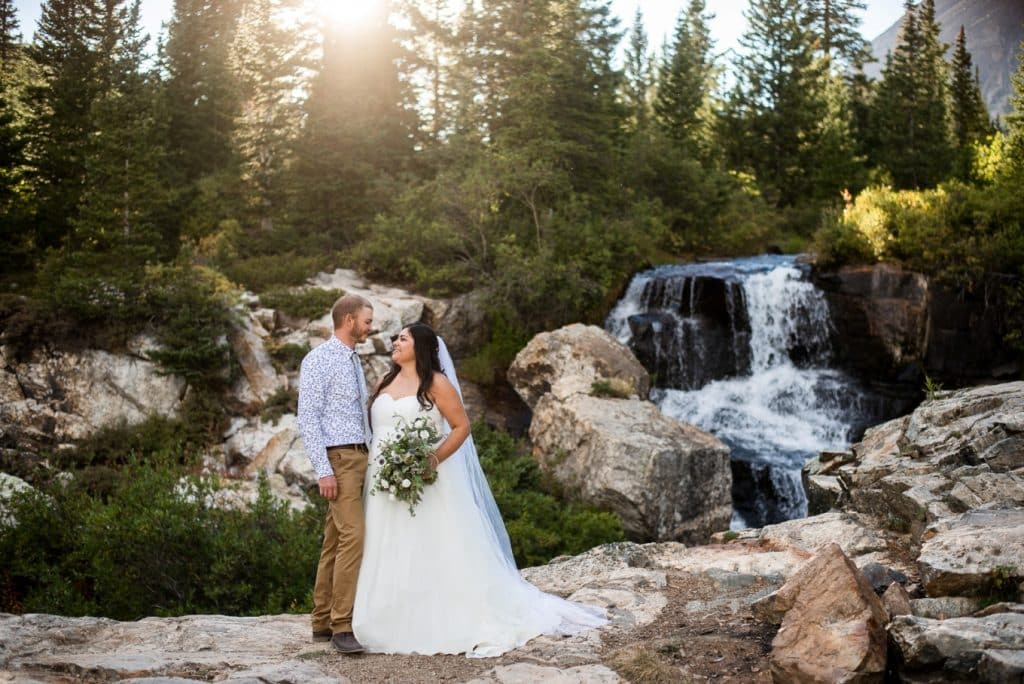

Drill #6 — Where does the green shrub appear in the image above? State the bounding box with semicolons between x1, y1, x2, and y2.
269;342;310;373
220;253;330;293
261;387;298;425
55;414;206;471
0;461;322;619
474;422;625;567
259;288;341;320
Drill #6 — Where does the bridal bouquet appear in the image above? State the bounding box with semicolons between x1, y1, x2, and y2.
369;415;443;516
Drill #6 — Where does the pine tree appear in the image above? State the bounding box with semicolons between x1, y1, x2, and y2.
803;0;870;68
0;0;27;270
872;0;953;188
403;0;458;147
1008;39;1024;167
162;0;243;187
0;0;19;67
622;6;651;133
72;0;167;265
230;0;307;233
289;0;416;248
654;0;714;152
727;0;830;206
949;24;991;178
25;0;102;250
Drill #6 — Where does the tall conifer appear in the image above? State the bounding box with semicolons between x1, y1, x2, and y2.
654;0;714;152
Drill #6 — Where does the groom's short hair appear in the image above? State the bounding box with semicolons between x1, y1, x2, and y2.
332;294;373;329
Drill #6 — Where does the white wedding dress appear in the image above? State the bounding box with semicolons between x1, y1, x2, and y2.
352;390;607;657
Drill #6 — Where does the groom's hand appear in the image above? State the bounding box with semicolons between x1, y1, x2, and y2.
318;475;338;500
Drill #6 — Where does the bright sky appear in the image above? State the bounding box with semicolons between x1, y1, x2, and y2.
13;0;905;61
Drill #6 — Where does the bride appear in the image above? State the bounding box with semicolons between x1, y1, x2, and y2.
352;323;607;657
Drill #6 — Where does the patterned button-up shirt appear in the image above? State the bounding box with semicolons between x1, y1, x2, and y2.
297;336;368;480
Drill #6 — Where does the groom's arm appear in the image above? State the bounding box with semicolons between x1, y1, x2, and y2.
297;353;334;490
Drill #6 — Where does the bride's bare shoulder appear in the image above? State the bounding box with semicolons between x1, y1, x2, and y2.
430;371;456;395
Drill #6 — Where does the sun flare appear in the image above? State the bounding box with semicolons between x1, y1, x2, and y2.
305;0;383;29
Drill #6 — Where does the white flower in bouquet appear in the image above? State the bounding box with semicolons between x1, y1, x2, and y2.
369;413;444;516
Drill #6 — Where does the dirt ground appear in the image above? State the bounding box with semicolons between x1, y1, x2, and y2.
299;571;780;684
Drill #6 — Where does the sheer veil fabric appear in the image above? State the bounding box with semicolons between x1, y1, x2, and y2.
351;337;608;658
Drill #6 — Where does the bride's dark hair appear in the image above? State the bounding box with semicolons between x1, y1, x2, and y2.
370;322;444;411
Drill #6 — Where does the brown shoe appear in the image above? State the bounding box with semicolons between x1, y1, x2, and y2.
331;631;365;654
312;629;332;643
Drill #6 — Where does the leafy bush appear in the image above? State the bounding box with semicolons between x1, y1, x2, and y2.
474;422;625;567
219;253;331;293
261;387;298;425
259;288;342;320
269;342;310;373
0;460;322;619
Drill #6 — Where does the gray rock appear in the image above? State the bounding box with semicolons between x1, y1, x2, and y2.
978;649;1024;683
883;582;913;619
0;342;185;449
508;324;650;409
888;613;1024;670
861;562;909;595
529;393;731;543
0;472;35;528
918;508;1024;597
911;597;986;620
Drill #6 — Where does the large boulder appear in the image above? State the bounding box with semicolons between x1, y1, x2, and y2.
917;507;1024;599
529;391;731;543
508;324;650;409
0;340;185;449
769;543;889;683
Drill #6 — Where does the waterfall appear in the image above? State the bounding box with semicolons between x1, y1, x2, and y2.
606;255;888;529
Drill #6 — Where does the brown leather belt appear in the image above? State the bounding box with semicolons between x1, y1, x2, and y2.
327;443;368;452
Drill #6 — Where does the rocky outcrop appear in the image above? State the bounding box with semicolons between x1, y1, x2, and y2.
508;324;650;409
793;380;1024;680
768;543;889;683
514;324;731;544
813;263;1020;384
530;392;731;543
0;339;185;449
803;382;1024;535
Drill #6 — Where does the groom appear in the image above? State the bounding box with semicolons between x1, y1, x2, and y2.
297;294;375;654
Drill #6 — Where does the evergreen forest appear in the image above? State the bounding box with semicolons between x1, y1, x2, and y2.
1;0;1023;619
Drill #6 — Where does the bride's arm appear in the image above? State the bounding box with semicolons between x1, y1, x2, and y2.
428;373;470;468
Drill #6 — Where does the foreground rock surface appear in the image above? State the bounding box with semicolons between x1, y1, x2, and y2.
0;540;805;683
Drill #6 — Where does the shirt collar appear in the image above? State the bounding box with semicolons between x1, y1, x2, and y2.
327;335;356;355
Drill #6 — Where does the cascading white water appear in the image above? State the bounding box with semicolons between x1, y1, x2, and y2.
606;255;884;529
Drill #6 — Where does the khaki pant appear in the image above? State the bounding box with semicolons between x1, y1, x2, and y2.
311;446;367;634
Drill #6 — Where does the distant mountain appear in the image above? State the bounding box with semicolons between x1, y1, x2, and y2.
866;0;1024;120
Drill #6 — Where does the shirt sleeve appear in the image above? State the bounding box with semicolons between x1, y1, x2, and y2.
297;353;333;480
